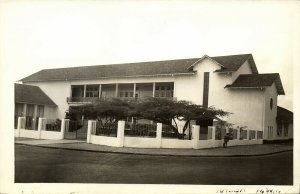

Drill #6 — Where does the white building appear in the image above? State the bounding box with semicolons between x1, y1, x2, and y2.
18;53;291;141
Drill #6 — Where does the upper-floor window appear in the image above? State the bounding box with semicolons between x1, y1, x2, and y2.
86;85;99;97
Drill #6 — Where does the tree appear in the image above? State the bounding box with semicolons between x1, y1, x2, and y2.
134;97;229;139
78;97;230;139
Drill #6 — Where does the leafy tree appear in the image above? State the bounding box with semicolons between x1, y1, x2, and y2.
78;97;229;139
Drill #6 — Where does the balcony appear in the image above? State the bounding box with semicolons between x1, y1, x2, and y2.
68;82;175;104
67;96;177;104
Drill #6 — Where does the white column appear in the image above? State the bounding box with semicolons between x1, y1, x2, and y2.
37;117;43;139
133;83;136;99
16;117;24;137
61;119;68;139
255;130;257;140
23;104;27;117
83;85;86;98
172;82;176;99
115;84;119;97
33;104;38;130
152;82;156;97
212;126;216;140
116;120;125;147
246;130;249;140
156;123;162;148
87;120;95;143
192;125;200;149
237;129;240;140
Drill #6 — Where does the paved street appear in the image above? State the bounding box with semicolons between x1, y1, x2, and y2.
15;145;293;184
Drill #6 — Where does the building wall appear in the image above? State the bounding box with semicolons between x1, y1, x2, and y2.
232;60;253;81
263;83;278;139
27;81;71;119
25;58;277;136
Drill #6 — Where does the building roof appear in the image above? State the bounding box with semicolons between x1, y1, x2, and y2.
15;83;57;106
213;54;258;73
225;73;285;95
277;106;293;123
20;54;257;82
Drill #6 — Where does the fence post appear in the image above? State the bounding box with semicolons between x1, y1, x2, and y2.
192;125;200;149
116;120;125;147
37;117;43;139
211;126;216;140
87;120;96;143
246;130;249;140
60;119;66;139
156;123;162;148
16;117;23;137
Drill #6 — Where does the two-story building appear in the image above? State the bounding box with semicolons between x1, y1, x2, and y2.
18;54;289;140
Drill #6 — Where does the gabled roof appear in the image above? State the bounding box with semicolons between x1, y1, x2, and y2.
20;54;257;82
15;83;57;106
225;73;285;95
213;54;258;73
277;106;293;123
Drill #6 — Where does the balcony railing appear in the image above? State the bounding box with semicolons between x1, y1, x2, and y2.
67;97;177;103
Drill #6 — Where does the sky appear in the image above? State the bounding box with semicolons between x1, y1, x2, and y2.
1;0;298;111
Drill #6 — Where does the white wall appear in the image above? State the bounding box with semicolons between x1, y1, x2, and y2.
44;106;57;119
27;81;72;118
263;83;278;139
232;60;253;81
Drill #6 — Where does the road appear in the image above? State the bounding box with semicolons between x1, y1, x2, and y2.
15;144;293;184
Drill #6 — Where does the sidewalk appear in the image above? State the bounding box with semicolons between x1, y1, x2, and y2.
15;138;293;157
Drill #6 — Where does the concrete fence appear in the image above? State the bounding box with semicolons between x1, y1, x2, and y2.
15;117;67;140
87;120;263;149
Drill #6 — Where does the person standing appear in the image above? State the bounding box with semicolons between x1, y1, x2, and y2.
223;133;230;148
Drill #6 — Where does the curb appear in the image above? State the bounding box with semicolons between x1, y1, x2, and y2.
15;143;293;158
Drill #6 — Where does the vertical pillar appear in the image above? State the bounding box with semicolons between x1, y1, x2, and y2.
23;104;27;117
156;123;162;148
115;83;119;97
99;84;102;100
16;117;24;137
83;85;86;98
87;120;95;143
237;129;240;140
152;82;156;97
37;117;43;139
192;125;200;149
33;104;38;130
212;126;216;140
246;130;249;140
116;120;125;147
61;119;68;139
133;83;136;99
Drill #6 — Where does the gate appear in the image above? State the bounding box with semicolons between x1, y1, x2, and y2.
64;119;88;140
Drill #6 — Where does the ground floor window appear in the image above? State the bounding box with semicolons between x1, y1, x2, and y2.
257;131;263;139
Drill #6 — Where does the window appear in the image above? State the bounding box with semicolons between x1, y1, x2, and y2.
86;85;99;97
270;98;273;110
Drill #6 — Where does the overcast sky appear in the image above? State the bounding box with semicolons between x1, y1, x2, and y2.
1;1;298;111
